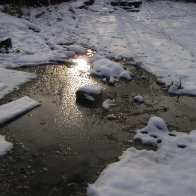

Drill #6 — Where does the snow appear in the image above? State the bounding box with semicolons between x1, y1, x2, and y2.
0;135;13;156
0;0;195;190
0;0;196;95
91;59;131;81
167;84;184;95
85;94;95;102
78;85;102;95
68;44;86;54
0;96;40;125
0;68;36;99
87;117;196;196
102;99;116;111
133;95;144;103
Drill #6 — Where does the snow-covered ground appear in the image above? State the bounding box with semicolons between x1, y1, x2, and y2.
0;96;40;125
0;0;196;96
0;0;196;189
0;68;36;99
87;117;196;196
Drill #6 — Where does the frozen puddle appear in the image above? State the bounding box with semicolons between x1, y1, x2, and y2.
88;117;196;196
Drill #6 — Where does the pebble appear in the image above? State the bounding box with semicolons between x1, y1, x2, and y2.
31;170;36;174
106;114;117;120
43;167;48;172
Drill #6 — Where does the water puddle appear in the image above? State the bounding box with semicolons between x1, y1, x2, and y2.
0;56;196;196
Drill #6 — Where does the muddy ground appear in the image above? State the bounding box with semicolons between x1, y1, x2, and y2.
0;58;196;196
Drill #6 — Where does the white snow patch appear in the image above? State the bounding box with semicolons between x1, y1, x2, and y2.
78;85;102;95
168;84;184;95
0;96;40;125
88;117;196;196
0;11;68;68
0;68;36;99
0;135;13;156
68;44;86;54
84;94;95;102
91;59;131;81
102;99;116;111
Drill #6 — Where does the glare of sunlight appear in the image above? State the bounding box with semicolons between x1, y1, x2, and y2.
73;58;90;73
86;49;96;57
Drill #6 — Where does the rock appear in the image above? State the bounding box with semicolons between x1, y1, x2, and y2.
0;38;12;52
133;95;144;103
84;0;95;6
111;0;142;10
140;74;145;79
76;85;102;105
106;114;117;120
43;167;48;172
156;78;166;86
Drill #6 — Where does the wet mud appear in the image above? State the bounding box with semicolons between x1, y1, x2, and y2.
0;59;196;196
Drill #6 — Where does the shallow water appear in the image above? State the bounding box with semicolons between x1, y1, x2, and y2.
0;61;196;196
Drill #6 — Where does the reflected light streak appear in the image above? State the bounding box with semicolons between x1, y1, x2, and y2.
73;58;90;73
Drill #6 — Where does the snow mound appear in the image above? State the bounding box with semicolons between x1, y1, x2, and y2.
87;117;196;196
0;96;40;125
91;59;131;82
168;84;184;95
0;135;13;156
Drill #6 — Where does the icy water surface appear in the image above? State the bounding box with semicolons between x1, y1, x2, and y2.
0;60;196;196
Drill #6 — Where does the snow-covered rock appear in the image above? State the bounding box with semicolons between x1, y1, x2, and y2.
133;95;144;103
156;78;166;86
76;85;102;105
